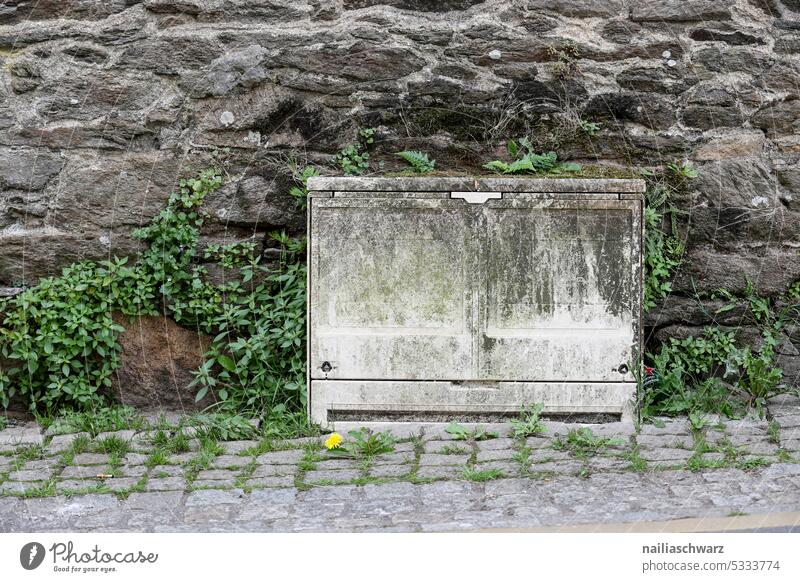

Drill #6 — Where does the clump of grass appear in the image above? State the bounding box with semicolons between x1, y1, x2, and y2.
462;467;504;482
735;457;770;470
510;404;546;439
686;455;727;472
145;449;169;469
767;419;780;445
97;436;130;457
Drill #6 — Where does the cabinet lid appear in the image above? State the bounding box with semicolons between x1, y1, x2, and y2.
307;176;646;194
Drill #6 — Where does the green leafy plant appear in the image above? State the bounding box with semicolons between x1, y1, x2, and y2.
642;180;686;311
483;138;580;175
666;159;699;180
396;150;436;173
734;346;783;414
189;232;307;414
548;42;580;79
642;290;790;419
444;422;498;441
640;329;742;419
289;165;320;210
510;403;547;438
0;259;155;412
552;428;623;458
336;128;374;175
326;428;395;459
578;119;600;137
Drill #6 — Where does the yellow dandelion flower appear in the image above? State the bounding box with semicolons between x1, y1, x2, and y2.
325;433;343;450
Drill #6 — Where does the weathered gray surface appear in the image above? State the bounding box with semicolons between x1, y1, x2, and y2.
309;180;642;425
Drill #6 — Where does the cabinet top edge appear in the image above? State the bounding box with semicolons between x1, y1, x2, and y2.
307;176;646;193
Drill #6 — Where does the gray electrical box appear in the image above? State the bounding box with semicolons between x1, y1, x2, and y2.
307;177;644;428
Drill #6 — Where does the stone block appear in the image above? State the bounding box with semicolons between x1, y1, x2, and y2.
303;469;361;484
256;449;304;465
419;454;470;467
145;477;185;492
369;464;412;479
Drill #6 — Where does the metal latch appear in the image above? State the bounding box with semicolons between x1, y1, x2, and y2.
451;191;502;204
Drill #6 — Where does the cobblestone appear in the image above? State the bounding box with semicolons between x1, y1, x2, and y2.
45;432;89;454
61;465;112;479
210;455;251;469
476;449;515;463
196;469;238;481
419;454;469;467
73;453;110;466
145;477;186;492
256;450;304;464
246;476;295;488
251;464;295;478
417;465;464;480
220;440;259;455
95;430;137;442
304;469;361;484
369;464;412;478
638;448;694;462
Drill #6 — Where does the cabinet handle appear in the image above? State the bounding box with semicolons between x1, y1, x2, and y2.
451;191;502;204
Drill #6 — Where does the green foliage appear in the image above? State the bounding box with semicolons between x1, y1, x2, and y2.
643;179;686;311
189;232;307;415
552;428;623;458
548;42;580;79
336;128;374;175
444;422;498;441
96;436;130;457
133;168;224;331
666;159;699;180
578;119;601;137
1;165;310;423
0;169;225;415
787;281;800;300
326;428;395;459
0;259;154;412
484;138;580;175
735;345;783;413
642;285;788;419
510;404;547;439
289;165;319;210
396;150;436;173
641;329;743;419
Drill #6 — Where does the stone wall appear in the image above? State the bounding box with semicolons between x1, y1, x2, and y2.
1;0;799;375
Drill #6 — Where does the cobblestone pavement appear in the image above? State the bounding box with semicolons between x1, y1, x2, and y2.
2;401;800;532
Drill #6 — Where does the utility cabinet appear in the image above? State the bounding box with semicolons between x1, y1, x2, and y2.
307;177;645;427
